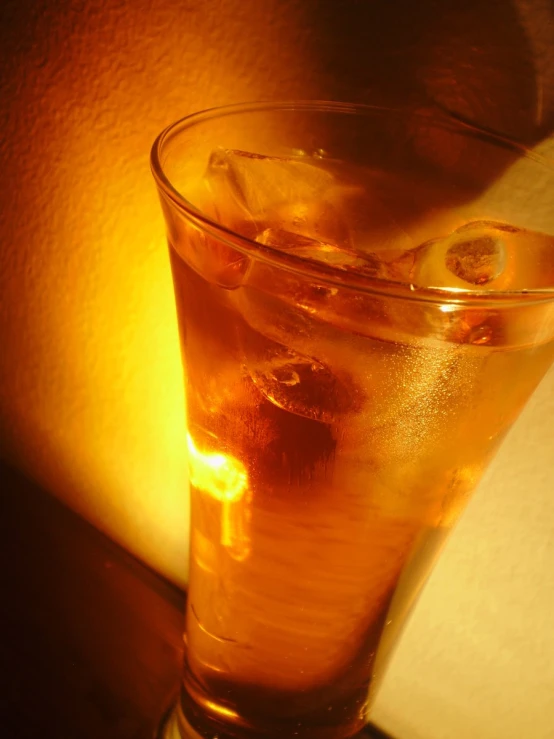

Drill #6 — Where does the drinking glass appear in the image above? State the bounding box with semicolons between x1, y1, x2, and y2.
151;102;554;739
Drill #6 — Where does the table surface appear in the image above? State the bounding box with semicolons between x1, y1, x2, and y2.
0;461;392;739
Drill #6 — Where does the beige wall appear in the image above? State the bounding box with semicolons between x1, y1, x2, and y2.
1;1;553;737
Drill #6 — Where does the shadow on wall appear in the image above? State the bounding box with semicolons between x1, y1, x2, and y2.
311;0;553;144
0;0;553;586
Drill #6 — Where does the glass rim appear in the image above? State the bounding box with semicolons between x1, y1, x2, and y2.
150;99;554;306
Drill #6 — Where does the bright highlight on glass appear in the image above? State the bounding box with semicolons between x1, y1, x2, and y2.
186;432;250;560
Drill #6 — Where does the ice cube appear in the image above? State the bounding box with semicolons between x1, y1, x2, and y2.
204;149;428;276
404;219;554;346
205;149;351;247
245;337;358;424
414;221;510;291
207;149;336;219
451;220;554;292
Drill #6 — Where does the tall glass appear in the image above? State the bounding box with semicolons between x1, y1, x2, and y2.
151;102;554;739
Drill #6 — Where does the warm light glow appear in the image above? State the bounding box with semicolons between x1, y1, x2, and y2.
0;0;310;589
186;432;250;560
186;433;248;502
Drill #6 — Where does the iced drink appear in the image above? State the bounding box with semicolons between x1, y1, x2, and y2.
165;148;554;739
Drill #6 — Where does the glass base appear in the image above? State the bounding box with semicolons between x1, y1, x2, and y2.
157;701;248;739
156;701;391;739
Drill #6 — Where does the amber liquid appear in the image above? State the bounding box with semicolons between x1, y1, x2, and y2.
167;157;554;738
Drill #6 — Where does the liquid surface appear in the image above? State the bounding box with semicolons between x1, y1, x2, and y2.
170;150;554;739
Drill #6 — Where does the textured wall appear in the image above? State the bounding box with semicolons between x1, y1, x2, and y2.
0;0;319;581
1;1;553;737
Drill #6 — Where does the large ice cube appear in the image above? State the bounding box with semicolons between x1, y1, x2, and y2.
204;149;428;278
207;149;336;217
205;148;350;247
